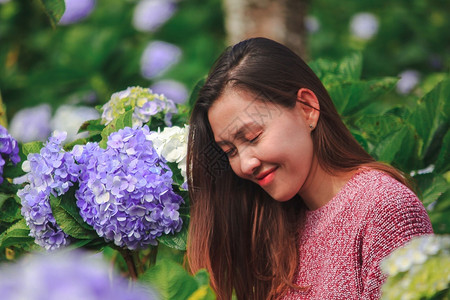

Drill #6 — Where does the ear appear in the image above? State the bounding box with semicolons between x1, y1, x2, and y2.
296;88;320;129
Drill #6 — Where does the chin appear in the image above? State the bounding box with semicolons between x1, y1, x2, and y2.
269;191;296;202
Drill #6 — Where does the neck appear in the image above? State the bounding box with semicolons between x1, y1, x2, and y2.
298;161;354;211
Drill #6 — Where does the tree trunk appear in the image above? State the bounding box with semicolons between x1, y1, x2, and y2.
222;0;309;59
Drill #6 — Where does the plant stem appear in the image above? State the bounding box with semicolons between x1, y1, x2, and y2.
120;249;138;280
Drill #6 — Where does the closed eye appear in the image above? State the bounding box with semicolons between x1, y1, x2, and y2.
224;147;237;157
248;132;262;143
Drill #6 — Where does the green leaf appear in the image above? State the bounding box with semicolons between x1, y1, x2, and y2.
420;174;449;207
22;141;44;156
374;126;411;164
157;221;188;251
337;52;363;81
408;79;450;159
36;0;65;28
49;192;98;240
2;162;25;179
0;219;33;248
77;118;105;134
434;129;450;173
0;196;22;223
139;258;198;300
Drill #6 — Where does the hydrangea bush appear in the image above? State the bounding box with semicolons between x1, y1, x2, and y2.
18;132;79;250
12;87;189;255
381;235;450;299
75;126;183;250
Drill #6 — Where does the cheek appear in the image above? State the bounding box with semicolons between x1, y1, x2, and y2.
228;158;242;177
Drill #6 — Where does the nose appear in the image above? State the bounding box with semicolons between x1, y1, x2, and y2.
238;148;261;177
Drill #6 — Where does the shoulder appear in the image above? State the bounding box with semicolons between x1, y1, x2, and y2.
351;169;419;210
351;168;433;242
347;169;432;235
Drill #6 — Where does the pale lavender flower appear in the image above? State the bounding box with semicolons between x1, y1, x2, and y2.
0;250;157;300
305;16;320;33
133;0;177;32
0;0;11;4
59;0;96;25
51;105;100;143
396;70;420;94
350;12;379;40
150;80;189;104
75;126;184;250
141;41;182;79
0;125;20;184
9;104;52;143
18;131;81;250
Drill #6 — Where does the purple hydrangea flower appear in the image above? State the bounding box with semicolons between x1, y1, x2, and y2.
59;0;96;25
9;104;52;143
0;125;20;184
150;80;189;104
133;0;177;32
0;250;157;300
140;41;182;79
75;126;183;250
18;131;81;250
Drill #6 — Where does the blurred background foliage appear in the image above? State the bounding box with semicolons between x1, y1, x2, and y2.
0;0;449;298
1;0;449;118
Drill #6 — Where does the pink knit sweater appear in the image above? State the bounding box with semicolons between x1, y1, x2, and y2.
282;169;433;299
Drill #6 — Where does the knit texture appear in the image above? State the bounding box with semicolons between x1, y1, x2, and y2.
282;169;433;299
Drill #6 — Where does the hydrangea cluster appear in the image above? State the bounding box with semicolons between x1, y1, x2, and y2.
101;86;178;127
9;104;52;143
381;234;450;299
0;250;157;300
75;126;183;250
0;125;20;184
149;125;189;187
18;132;80;250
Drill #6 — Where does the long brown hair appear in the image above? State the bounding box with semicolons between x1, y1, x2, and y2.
186;37;410;299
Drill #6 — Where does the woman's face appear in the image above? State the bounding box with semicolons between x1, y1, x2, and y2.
208;88;317;202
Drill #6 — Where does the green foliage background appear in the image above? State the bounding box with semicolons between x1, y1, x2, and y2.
0;0;448;299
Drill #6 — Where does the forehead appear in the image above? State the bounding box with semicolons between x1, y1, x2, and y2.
207;89;283;141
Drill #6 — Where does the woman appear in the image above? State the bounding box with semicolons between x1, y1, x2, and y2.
186;37;433;299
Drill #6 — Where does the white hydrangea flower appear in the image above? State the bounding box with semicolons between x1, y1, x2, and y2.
148;125;189;184
349;12;379;40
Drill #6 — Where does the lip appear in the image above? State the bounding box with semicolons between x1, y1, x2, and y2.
256;167;278;186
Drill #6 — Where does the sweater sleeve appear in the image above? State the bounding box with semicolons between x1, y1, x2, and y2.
359;187;433;299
